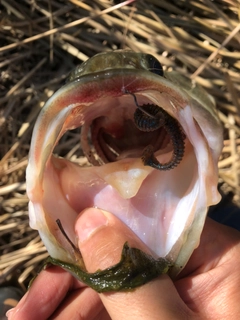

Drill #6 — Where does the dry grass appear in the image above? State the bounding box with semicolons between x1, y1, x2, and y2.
0;0;239;291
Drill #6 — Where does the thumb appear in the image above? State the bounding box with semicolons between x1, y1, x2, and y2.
75;207;189;320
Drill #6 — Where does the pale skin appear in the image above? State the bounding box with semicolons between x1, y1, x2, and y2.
8;208;240;320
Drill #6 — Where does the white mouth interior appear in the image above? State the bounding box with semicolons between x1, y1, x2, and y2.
46;139;197;259
27;88;221;272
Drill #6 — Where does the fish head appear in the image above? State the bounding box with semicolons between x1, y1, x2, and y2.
26;50;223;288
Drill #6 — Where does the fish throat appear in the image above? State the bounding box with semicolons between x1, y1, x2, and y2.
80;94;186;171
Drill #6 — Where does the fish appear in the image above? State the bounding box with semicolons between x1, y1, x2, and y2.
26;50;223;292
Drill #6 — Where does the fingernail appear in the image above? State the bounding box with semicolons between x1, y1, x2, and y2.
6;308;15;319
76;208;108;243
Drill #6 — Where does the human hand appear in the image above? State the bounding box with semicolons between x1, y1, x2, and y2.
7;208;240;320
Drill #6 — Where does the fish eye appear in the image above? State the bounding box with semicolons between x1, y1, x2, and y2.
145;54;164;77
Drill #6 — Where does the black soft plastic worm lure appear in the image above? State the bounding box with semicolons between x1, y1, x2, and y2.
133;102;186;170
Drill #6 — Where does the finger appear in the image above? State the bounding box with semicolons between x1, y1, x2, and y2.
179;217;240;277
174;218;240;316
8;266;78;320
75;208;193;320
50;287;110;320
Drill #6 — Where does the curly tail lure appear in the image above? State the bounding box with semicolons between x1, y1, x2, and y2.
130;93;186;170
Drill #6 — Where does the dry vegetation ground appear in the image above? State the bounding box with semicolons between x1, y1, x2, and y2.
0;0;240;291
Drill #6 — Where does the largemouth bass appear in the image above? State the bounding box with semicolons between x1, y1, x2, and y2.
26;51;223;292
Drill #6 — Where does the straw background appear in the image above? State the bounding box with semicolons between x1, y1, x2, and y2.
0;0;240;291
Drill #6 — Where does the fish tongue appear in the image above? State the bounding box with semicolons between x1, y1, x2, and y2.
55;155;154;203
96;158;154;199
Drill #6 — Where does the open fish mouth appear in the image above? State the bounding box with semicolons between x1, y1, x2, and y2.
26;51;223;291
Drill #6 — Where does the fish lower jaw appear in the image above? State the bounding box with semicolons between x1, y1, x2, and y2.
36;143;201;263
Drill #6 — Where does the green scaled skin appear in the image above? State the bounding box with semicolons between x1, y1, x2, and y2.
42;242;172;293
